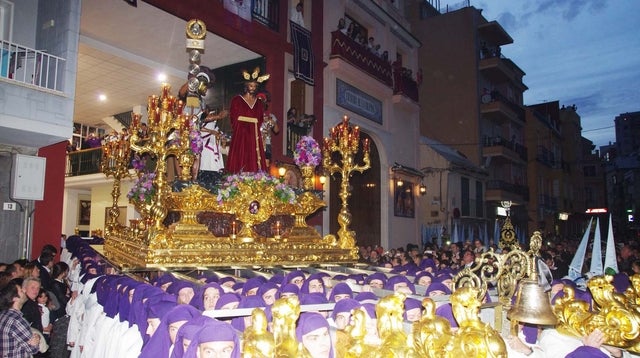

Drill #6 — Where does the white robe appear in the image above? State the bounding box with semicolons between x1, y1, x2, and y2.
118;324;144;358
538;328;630;358
68;276;99;358
86;314;116;358
104;320;141;358
199;121;225;172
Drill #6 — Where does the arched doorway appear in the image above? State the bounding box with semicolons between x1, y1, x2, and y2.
329;132;381;248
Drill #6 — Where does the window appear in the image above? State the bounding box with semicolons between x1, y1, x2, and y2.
583;165;596;177
0;0;13;42
461;177;470;216
475;180;483;217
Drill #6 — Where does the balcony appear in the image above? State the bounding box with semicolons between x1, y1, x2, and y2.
479;55;527;92
252;0;279;31
478;21;513;47
66;148;104;177
480;90;525;124
536;146;559;169
483;136;528;163
393;65;419;102
1;40;66;92
486;180;529;203
330;31;393;87
538;194;558;211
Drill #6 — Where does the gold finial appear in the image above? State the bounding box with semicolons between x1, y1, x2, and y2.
450;287;507;358
242;308;275;358
186;19;206;40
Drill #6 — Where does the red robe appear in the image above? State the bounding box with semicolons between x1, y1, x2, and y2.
227;94;267;173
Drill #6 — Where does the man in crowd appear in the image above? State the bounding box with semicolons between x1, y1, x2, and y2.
618;244;637;275
0;280;41;356
21;277;44;334
32;245;57;291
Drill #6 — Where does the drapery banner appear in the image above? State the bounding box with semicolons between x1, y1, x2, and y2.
290;21;314;86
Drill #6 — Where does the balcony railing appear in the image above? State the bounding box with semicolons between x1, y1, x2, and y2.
330;31;393;87
393;65;419;102
483;135;528;162
486;90;525;122
538;194;558;211
252;0;279;31
536;145;558;168
1;40;66;92
66;148;104;177
479;55;527;91
487;180;529;201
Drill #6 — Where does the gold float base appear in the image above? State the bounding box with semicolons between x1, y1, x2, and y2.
104;183;358;270
104;230;358;270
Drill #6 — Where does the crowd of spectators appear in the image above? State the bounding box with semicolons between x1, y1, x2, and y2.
337;17;388;62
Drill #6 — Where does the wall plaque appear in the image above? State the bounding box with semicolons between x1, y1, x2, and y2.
336;79;382;124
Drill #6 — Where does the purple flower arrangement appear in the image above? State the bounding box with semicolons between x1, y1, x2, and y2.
294;136;322;167
131;154;146;171
127;172;156;204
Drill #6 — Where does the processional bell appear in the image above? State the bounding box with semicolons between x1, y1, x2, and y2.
508;277;557;326
507;253;557;327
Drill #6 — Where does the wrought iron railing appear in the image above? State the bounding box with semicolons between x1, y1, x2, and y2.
487;179;529;201
486;90;525;122
536;145;558;168
252;0;279;30
66;148;104;177
538;194;558;211
483;135;528;162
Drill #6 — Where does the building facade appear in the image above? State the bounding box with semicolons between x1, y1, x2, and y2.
525;101;563;238
606;112;640;241
322;0;422;250
407;3;529;237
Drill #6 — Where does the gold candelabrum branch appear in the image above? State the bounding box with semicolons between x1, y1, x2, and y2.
322;115;370;248
128;83;194;232
100;129;132;235
452;228;533;309
453;228;559;342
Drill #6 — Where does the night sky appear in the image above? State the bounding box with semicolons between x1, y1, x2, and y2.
436;0;640;148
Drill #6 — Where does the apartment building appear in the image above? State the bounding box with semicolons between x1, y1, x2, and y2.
407;3;529;237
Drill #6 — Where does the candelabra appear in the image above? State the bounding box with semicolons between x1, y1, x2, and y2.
128;83;194;232
100;128;132;235
322;115;370;248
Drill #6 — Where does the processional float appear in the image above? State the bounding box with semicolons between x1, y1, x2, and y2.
98;19;640;356
100;86;370;268
100;18;370;268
